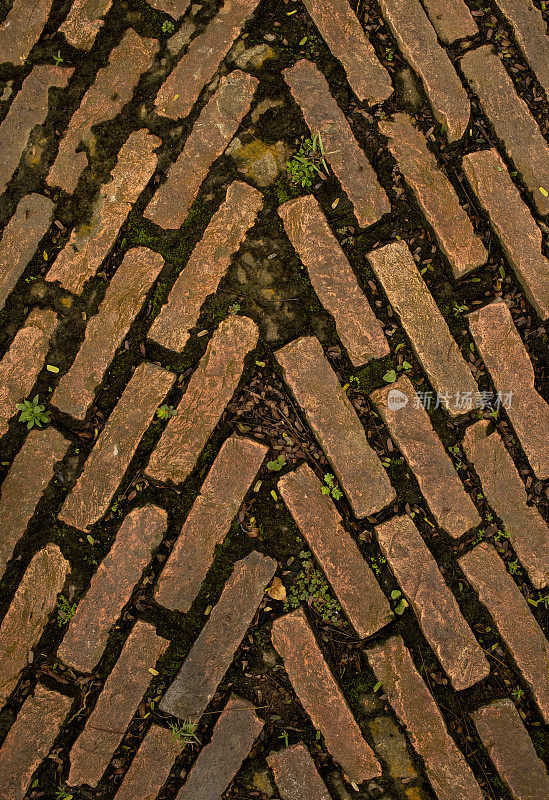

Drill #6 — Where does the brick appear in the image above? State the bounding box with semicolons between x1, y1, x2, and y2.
155;435;267;611
462;149;549;319
0;428;68;580
47;130;160;293
0;194;54;311
0;0;52;65
59;0;112;49
114;725;180;800
177;694;263;800
148;0;190;15
367;240;478;417
279;198;389;366
459;543;549;723
59;362;174;531
48;31;159;193
160;552;275;719
0;66;72;193
272;608;381;783
155;0;259;119
68;622;168;787
0;685;71;800
267;743;330;800
379;114;486;278
276;337;395;517
284;60;390;228
0;308;58;437
367;636;484;800
462;421;549;589
379;0;470;140
375;515;489;689
0;544;69;706
301;0;392;104
278;464;393;638
472;699;549;800
495;0;549;94
149;181;262;351
146;315;258;484
59;505;167;672
147;71;257;228
53;248;164;419
420;0;477;44
468;301;549;477
371;376;480;535
460;46;549;216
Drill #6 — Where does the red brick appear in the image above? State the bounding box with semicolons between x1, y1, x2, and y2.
59;362;174;530
0;685;71;800
0;544;69;706
267;743;330;800
272;608;381;783
146;315;259;484
367;636;484;800
0;427;68;580
59;0;112;49
148;0;190;15
284;60;390;228
420;0;477;44
48;31;159;193
278;464;393;638
279;197;389;365
149;181;263;351
0;308;58;437
147;71;257;228
59;505;167;672
495;0;549;94
459;543;549;723
155;435;267;611
160;551;275;719
47;130;160;293
53;248;164;419
114;725;180;800
68;622;168;787
276;337;395;517
375;515;489;689
0;0;52;65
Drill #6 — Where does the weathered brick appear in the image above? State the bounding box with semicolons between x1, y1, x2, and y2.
47;130;159;293
279;198;389;365
146;315;258;484
0;194;54;311
160;551;275;719
495;0;549;94
463;149;549;319
48;31;159;193
0;0;52;65
420;0;477;44
371;376;480;535
59;0;112;49
276;337;395;517
272;608;381;783
462;421;549;589
460;46;549;216
68;622;168;787
0;66;72;193
155;436;267;611
0;685;71;800
284;60;390;228
0;427;68;580
367;240;478;417
147;71;257;228
267;743;330;800
379;0;470;140
114;725;180;800
155;0;259;119
472;699;549;800
53;248;164;419
149;181;262;350
379;114;486;278
148;0;190;15
278;464;393;638
0;544;69;706
375;515;489;689
301;0;392;104
367;636;484;800
0;309;57;437
59;505;167;672
460;543;549;723
59;362;174;530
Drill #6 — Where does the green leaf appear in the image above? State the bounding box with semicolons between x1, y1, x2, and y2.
321;485;330;495
390;589;401;599
299;36;307;45
395;599;409;615
382;369;397;383
373;680;383;692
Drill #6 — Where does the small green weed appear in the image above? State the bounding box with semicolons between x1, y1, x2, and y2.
56;787;73;800
161;20;175;33
169;718;200;747
156;404;177;420
284;551;343;625
286;132;329;188
511;687;525;702
267;454;286;472
56;595;77;627
321;473;343;500
16;395;51;429
390;589;409;615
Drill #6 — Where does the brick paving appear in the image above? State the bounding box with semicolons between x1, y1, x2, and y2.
0;1;548;798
